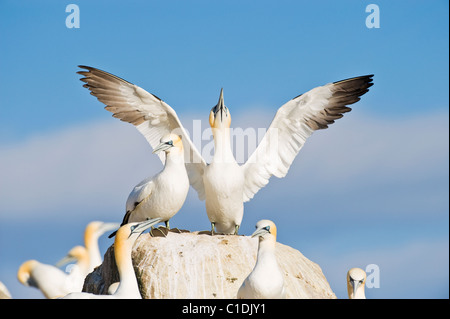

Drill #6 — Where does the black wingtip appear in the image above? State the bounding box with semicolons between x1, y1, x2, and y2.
333;74;374;85
78;65;93;71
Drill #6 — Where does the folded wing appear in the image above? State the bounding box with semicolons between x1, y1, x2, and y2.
242;75;374;202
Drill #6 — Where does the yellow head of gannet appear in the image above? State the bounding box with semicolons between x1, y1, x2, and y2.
237;219;286;299
62;217;161;299
152;133;184;158
55;245;89;270
251;219;278;242
17;260;38;287
209;88;231;129
347;267;367;299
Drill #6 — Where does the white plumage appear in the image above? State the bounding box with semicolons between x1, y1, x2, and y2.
17;246;89;299
78;66;373;234
108;134;189;237
62;218;161;299
17;221;118;298
81;221;120;272
347;267;367;299
237;220;286;299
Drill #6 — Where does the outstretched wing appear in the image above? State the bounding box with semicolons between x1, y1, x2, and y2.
78;66;207;200
242;75;374;202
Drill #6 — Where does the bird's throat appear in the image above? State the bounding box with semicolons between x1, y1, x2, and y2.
212;127;235;164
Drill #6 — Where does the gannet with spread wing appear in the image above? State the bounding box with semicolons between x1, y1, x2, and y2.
78;66;373;234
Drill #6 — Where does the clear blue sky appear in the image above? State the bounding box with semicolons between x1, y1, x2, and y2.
0;1;448;299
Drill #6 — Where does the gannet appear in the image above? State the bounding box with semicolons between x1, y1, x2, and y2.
17;221;117;298
347;267;367;299
82;221;120;272
62;217;161;299
108;134;189;238
237;220;286;299
17;246;89;299
78;66;373;234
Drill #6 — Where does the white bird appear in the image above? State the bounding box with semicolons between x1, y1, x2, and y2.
347;267;367;299
62;217;161;299
78;66;373;234
80;221;120;272
108;133;189;238
17;221;118;298
17;246;89;299
237;219;286;299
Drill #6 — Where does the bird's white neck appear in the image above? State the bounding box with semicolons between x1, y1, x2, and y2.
113;241;141;298
74;253;90;276
85;235;101;273
212;127;235;163
164;149;185;168
255;238;277;267
352;287;366;299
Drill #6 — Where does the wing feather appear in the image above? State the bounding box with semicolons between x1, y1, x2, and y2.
78;65;207;200
242;75;374;202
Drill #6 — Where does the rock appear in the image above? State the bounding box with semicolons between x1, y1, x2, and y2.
83;231;336;299
0;281;11;299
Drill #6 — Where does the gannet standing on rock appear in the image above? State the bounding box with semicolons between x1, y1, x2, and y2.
347;268;367;299
109;134;189;238
17;246;89;299
237;220;286;299
204;89;244;234
78;66;373;234
62;217;161;299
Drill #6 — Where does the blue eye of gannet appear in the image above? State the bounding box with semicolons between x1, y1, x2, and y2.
166;140;173;146
264;226;270;232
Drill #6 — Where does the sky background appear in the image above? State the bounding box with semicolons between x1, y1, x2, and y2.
0;0;448;299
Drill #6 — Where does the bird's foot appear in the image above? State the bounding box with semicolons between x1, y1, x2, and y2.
211;222;216;236
197;230;214;236
150;226;169;237
169;228;190;234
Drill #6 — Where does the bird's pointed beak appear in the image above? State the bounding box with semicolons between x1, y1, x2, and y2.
251;228;268;238
351;280;361;297
55;255;76;268
213;88;225;121
99;222;121;235
218;88;224;106
132;217;162;235
152;142;173;154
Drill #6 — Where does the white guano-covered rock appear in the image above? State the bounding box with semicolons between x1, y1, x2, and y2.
83;230;336;299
